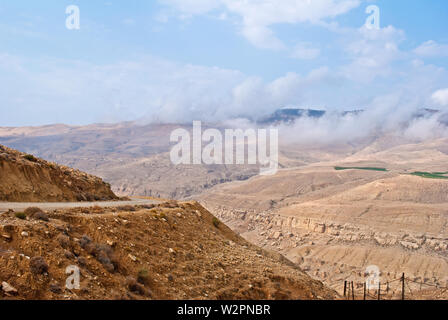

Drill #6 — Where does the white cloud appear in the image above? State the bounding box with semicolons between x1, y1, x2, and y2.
432;88;448;107
291;42;321;60
341;25;406;83
159;0;222;16
1;51;448;145
414;40;448;57
159;0;361;49
240;24;285;50
0;53;312;126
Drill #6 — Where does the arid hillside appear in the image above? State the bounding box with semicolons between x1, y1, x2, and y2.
0;123;362;199
0;145;118;202
0;201;338;300
199;137;448;299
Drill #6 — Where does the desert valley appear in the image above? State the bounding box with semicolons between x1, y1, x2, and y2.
0;143;337;300
1;1;448;305
1;109;448;300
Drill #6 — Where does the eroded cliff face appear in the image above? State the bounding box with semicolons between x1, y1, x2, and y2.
0;145;118;202
202;203;448;296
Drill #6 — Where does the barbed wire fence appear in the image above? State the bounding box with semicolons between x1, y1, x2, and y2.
342;273;448;300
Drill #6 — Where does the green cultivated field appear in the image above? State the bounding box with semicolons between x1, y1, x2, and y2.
334;166;388;172
410;172;448;180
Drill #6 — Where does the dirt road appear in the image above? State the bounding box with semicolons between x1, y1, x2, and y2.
0;198;161;212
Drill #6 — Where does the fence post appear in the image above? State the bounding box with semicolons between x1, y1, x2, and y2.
378;282;381;301
401;273;405;300
344;281;347;297
351;281;355;300
363;282;366;300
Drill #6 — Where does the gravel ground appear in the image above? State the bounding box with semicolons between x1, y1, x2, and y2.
0;198;161;212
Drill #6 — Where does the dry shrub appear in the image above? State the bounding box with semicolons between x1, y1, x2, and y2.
64;250;75;260
79;235;118;273
23;154;38;162
80;207;90;214
30;256;49;275
56;234;71;249
212;217;221;228
137;269;150;285
24;207;49;221
49;283;63;294
163;200;178;208
24;207;43;216
14;212;26;220
117;205;136;212
79;235;92;249
91;206;104;214
126;277;149;296
34;211;49;222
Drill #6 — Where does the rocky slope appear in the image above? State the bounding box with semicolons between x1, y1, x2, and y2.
0;145;118;202
0;201;338;300
198;138;448;298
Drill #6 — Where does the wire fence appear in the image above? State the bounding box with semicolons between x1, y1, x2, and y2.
342;273;448;300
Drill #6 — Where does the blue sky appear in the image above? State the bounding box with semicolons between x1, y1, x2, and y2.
1;0;448;126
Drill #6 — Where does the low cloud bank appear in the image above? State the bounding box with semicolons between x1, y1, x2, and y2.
276;106;448;145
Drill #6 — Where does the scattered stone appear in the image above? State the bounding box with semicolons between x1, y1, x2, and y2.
1;282;18;295
273;231;282;239
2;233;12;241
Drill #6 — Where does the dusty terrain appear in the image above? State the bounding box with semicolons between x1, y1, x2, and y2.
2;122;448;300
0;201;337;300
0;144;118;202
0;124;262;199
0;123;360;199
198;137;448;298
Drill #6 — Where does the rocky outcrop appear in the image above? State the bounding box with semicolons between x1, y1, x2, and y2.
0;145;118;202
202;202;448;297
208;204;448;254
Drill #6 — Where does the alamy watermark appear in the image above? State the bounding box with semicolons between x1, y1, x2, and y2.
66;5;80;30
64;4;379;31
365;5;380;30
365;265;381;290
170;121;279;176
65;265;80;290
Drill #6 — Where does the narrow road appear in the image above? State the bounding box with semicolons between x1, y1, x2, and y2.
0;198;161;212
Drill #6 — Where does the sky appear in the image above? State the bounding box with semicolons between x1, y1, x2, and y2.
0;0;448;126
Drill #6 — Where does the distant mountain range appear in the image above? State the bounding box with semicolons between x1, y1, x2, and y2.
258;107;446;125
